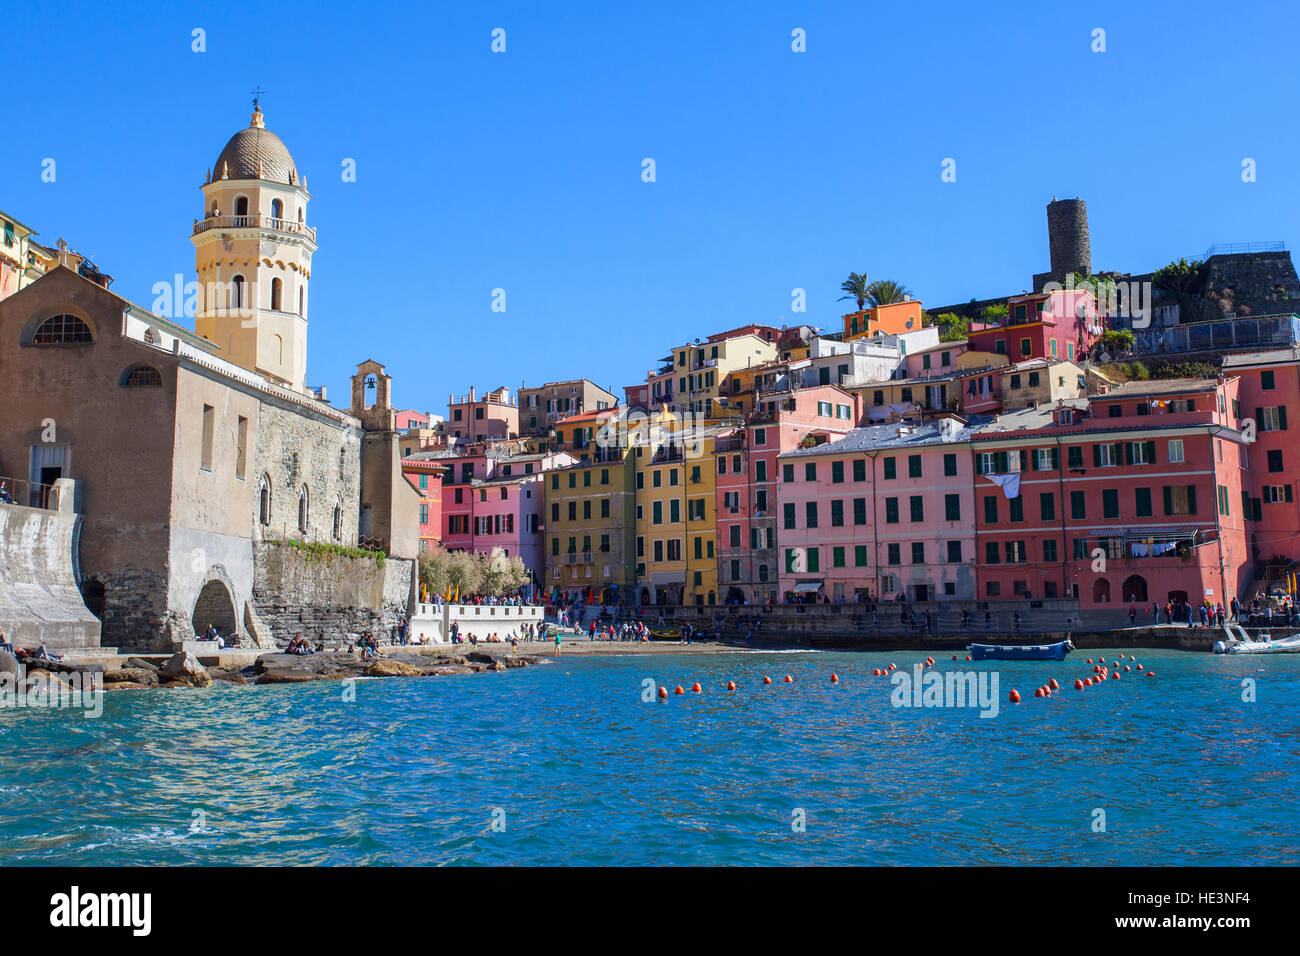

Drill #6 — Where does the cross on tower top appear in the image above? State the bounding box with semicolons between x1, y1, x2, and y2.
251;87;266;111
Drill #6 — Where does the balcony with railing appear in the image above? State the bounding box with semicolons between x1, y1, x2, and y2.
192;214;317;242
0;476;62;511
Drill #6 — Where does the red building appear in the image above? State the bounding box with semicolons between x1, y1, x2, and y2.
968;289;1101;364
971;378;1249;617
400;457;445;553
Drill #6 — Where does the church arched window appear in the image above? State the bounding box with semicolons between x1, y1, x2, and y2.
271;277;283;311
231;275;245;310
121;364;162;388
332;499;343;541
298;485;310;533
259;475;272;525
271;198;283;220
234;195;249;219
33;314;92;345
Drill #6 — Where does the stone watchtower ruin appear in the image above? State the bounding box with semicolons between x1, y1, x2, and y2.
1033;197;1091;291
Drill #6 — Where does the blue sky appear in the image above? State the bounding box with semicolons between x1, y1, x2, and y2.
5;0;1297;413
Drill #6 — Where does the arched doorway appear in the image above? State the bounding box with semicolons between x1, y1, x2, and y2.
726;587;745;604
1092;578;1111;604
81;579;105;620
193;579;237;638
1122;574;1148;603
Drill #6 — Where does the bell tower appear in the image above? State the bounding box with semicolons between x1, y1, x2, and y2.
192;97;316;392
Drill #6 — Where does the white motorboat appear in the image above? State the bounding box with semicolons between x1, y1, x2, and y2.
1212;623;1300;654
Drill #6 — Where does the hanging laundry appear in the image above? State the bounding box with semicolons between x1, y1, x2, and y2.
983;472;1021;499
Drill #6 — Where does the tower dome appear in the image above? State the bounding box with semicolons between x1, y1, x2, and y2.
211;103;298;184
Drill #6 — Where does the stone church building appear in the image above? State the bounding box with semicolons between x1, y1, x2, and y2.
0;103;418;651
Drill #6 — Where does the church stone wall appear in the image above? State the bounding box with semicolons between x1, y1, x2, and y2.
251;399;362;546
251;542;413;646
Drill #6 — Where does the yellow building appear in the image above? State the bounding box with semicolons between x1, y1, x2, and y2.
661;333;777;420
543;443;636;605
632;416;724;606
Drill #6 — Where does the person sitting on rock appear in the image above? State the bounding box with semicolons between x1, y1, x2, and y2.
203;624;219;642
0;482;13;504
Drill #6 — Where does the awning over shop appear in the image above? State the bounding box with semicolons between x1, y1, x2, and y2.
792;580;824;593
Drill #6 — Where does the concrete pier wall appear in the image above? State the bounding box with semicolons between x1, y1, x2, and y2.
0;479;100;649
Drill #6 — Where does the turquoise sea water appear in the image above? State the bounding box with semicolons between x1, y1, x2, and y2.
1;649;1297;866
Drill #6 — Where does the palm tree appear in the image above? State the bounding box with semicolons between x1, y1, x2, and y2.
838;272;870;311
865;279;912;307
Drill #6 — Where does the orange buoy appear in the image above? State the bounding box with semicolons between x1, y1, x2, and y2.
784;674;793;683
1009;689;1021;703
1111;672;1120;680
1136;663;1143;670
726;681;736;691
966;655;972;661
831;673;840;683
1124;665;1131;672
889;663;897;671
1033;688;1044;698
1128;655;1135;661
1100;656;1106;663
763;675;772;684
1146;671;1156;678
1049;678;1060;690
658;685;668;699
1044;687;1052;697
951;655;957;661
674;685;684;695
1087;658;1094;664
691;682;702;693
1074;679;1084;690
1084;677;1093;686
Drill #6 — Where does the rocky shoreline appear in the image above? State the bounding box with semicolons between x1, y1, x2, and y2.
1;647;547;693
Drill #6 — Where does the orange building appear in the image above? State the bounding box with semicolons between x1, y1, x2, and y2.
843;300;924;340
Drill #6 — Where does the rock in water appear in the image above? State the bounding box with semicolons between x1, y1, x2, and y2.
103;667;159;686
126;657;162;675
364;660;426;678
159;651;213;688
0;650;20;681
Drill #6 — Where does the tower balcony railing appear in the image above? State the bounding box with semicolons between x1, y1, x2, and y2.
193;214;316;242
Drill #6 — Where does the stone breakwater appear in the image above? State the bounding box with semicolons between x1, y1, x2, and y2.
0;647;545;694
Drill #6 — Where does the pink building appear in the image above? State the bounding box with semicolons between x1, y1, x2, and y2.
413;450;574;576
776;418;978;603
1222;350;1300;593
447;386;518;441
900;341;968;379
716;385;858;604
971;378;1249;615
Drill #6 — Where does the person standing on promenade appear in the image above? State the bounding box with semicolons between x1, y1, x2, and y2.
1151;603;1159;625
553;628;562;656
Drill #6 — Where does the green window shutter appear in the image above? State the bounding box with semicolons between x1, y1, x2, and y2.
994;451;1008;473
1281;407;1289;430
1187;485;1197;515
1124;442;1133;465
1093;444;1102;467
1286;485;1294;503
1050;447;1059;469
1163;486;1173;515
1144;441;1156;463
1256;407;1264;430
1029;450;1039;471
